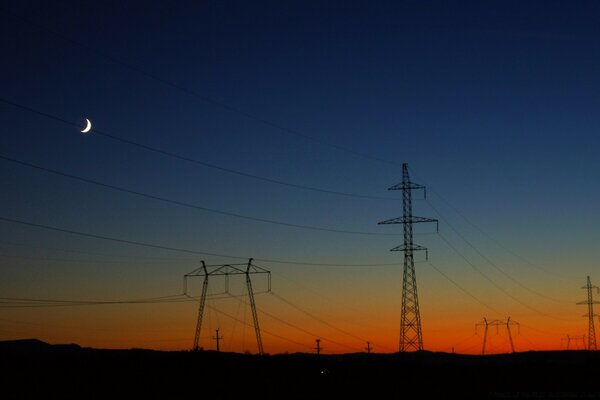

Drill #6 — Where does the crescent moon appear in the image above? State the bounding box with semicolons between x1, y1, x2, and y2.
81;118;92;133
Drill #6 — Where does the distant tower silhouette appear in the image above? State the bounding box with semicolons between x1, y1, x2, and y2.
379;163;438;352
562;334;587;350
184;258;271;354
577;276;599;350
476;317;520;355
315;339;321;355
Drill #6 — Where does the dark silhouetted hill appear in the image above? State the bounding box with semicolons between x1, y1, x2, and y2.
2;339;599;399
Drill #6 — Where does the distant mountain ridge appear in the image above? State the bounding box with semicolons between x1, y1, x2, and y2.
0;338;80;352
1;338;599;398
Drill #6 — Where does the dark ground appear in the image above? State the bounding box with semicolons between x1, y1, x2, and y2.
2;339;599;399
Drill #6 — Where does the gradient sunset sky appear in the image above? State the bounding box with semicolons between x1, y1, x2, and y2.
1;1;600;354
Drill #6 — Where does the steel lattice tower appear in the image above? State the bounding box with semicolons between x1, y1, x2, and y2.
184;258;271;354
379;163;437;352
577;276;599;351
476;317;520;355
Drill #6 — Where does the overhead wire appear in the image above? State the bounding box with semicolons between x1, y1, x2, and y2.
0;294;193;308
436;231;575;322
426;189;580;280
0;239;196;261
0;153;400;237
269;292;393;352
0;97;399;202
440;332;479;353
424;260;505;317
0;215;399;267
0;253;182;265
427;199;571;303
226;293;362;352
0;7;401;168
271;270;389;330
0;292;260;308
203;300;312;350
410;167;579;281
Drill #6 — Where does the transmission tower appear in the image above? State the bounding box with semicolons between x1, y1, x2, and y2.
576;276;599;351
315;338;322;355
184;258;271;354
476;317;520;355
379;163;438;352
562;334;586;350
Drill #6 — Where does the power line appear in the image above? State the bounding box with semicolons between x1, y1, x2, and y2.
413;176;579;281
203;301;313;350
437;231;574;322
272;270;387;331
0;215;398;267
424;260;504;317
427;199;571;304
0;98;398;203
0;294;193;308
0;7;401;168
429;190;579;280
0;153;399;237
226;293;361;352
0;239;196;261
0;253;182;265
0;292;256;308
270;292;393;352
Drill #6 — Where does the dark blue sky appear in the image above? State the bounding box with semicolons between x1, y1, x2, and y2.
1;1;599;349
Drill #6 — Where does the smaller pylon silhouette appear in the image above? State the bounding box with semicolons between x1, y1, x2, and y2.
184;258;271;354
366;341;372;354
315;339;322;355
562;334;586;350
576;276;599;351
476;317;520;355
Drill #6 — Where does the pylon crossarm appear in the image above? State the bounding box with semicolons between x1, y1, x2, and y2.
378;216;438;225
391;244;427;252
388;182;426;191
187;259;270;353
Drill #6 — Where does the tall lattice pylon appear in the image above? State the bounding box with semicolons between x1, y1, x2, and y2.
379;163;438;352
577;276;599;351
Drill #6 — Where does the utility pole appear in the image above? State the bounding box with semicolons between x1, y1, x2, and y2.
577;276;599;351
315;339;321;355
212;328;223;352
379;163;438;352
184;258;271;354
366;341;372;354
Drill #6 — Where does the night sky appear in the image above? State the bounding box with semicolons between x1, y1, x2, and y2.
1;1;599;353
